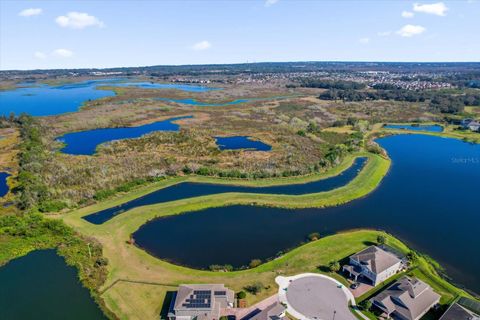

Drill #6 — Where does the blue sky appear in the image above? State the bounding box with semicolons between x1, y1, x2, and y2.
1;0;479;70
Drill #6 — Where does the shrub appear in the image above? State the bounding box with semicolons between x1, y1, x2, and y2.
328;260;340;272
236;291;246;299
360;300;372;311
38;200;68;213
308;232;321;241
244;282;264;295
249;259;262;268
377;235;387;245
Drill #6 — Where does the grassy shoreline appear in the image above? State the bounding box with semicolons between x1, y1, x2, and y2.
65;151;377;218
55;129;480;319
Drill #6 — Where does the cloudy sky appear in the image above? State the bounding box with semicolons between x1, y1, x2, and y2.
1;0;479;70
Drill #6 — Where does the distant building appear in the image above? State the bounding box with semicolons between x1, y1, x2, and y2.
342;245;403;286
168;284;234;320
249;301;287;320
439;297;480;320
370;276;440;320
461;119;480;132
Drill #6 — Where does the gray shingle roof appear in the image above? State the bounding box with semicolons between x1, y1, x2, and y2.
350;245;401;275
371;276;440;320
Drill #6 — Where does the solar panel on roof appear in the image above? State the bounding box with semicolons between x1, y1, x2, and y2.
214;291;226;296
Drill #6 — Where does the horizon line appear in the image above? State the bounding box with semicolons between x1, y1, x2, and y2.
1;59;480;73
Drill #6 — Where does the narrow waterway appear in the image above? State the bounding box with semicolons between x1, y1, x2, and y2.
133;134;480;294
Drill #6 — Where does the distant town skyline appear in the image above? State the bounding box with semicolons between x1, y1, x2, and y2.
1;0;479;70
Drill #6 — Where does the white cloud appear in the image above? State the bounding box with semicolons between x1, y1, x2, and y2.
397;24;426;37
377;31;392;37
19;8;43;17
413;2;448;16
359;37;370;44
192;41;211;51
402;11;415;18
55;12;104;29
52;49;74;58
34;51;47;59
265;0;279;7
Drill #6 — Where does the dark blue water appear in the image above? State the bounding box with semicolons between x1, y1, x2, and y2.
133;134;480;294
0;80;216;116
384;124;443;132
155;97;248;106
58;116;190;155
0;172;10;197
215;136;272;151
0;250;106;320
83;157;367;224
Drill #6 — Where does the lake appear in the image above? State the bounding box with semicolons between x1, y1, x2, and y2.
57;116;191;155
0;250;106;320
132;134;480;294
0;172;10;197
83;157;367;224
384;124;443;132
0;80;217;116
215;136;272;151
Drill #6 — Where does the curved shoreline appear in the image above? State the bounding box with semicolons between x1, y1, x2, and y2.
55;130;480;319
69;152;384;220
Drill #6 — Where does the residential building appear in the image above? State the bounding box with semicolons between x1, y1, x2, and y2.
342;245;403;286
249;301;287;320
370;276;440;320
439;297;480;320
461;119;480;132
168;284;234;320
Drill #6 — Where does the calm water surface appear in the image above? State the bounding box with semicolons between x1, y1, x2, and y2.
384;124;443;132
0;80;216;116
58;116;190;155
215;136;272;151
0;250;106;320
84;157;366;224
0;172;10;197
133;134;480;294
0;81;115;116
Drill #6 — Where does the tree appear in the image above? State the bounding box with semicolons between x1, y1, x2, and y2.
377;235;386;245
328;260;340;272
360;300;372;311
236;291;246;299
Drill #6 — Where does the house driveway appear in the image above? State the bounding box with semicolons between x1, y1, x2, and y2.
276;273;357;320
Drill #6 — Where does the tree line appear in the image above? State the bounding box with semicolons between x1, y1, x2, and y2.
318;89;480;114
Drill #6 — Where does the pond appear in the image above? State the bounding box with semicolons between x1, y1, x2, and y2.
0;80;217;116
57;116;191;155
383;124;443;132
215;136;272;151
132;134;480;294
0;250;106;320
0;172;10;197
83;157;367;224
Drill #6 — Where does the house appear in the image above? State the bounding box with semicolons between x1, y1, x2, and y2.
461;119;480;132
439;297;480;320
249;301;287;320
342;245;403;286
168;284;235;320
370;276;440;320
